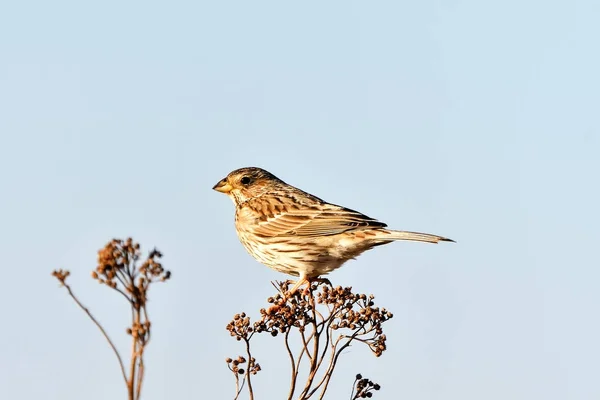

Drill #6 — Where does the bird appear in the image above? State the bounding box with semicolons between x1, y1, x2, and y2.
213;167;453;295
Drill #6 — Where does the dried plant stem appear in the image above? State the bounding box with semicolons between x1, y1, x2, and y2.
135;356;145;400
233;370;242;400
128;307;139;400
285;329;297;400
298;304;321;399
316;330;363;399
226;282;390;399
244;338;255;400
233;365;248;400
294;335;308;381
53;239;170;400
61;282;128;385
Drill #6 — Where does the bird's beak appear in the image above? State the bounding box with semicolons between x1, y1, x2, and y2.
213;178;233;194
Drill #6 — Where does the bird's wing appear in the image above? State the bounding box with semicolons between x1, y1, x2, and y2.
243;197;387;237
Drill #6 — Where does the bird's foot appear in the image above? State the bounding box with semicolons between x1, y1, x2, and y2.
311;277;332;286
267;276;331;313
289;276;331;296
288;277;311;296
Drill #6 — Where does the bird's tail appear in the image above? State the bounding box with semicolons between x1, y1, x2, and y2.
383;230;455;244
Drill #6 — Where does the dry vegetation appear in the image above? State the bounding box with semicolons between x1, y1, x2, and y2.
53;238;391;399
225;281;390;399
52;238;170;400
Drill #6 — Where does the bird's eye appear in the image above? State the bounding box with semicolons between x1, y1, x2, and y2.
240;176;252;185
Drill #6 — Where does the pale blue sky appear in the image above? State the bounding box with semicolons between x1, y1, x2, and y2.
1;1;599;399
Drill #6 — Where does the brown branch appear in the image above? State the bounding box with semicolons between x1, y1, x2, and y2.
107;280;135;304
298;299;321;399
135;356;144;400
300;328;313;361
61;282;128;385
228;362;242;400
226;281;390;399
54;239;170;400
285;329;297;400
244;338;255;400
128;310;139;400
114;269;131;294
142;306;151;343
295;332;309;378
317;327;365;399
312;309;336;380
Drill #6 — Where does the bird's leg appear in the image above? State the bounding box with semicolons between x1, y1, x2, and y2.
267;275;310;315
289;275;331;297
266;275;331;315
288;273;310;296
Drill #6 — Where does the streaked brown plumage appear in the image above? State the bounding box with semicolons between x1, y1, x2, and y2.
213;167;453;293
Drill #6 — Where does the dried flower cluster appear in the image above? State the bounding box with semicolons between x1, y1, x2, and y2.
94;238;170;294
225;312;260;400
351;374;381;399
317;285;392;357
225;281;392;399
53;237;392;400
226;355;261;376
52;269;70;284
93;239;170;348
227;312;254;341
52;238;170;400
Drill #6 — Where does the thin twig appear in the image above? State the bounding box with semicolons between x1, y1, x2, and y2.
349;376;359;400
237;375;248;398
294;331;308;383
142;306;151;343
233;366;242;400
300;328;312;361
135;356;144;400
62;282;128;385
285;329;297;400
129;308;140;400
113;270;131;296
313;309;335;378
110;283;135;304
244;338;255;400
299;298;321;399
317;328;364;399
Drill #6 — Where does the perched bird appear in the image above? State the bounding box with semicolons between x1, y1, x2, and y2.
213;167;453;294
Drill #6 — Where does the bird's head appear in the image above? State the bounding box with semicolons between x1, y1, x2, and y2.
213;167;283;205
